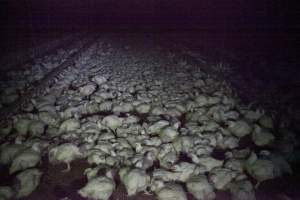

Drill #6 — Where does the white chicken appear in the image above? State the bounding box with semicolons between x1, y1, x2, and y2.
0;144;25;165
101;115;123;131
78;170;115;200
246;152;275;188
186;175;215;200
0;186;14;200
48;143;82;172
9;149;41;174
155;183;187;200
14;168;43;198
119;168;150;196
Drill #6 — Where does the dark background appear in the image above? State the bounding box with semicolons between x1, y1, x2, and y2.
1;0;298;30
1;1;298;35
1;0;299;62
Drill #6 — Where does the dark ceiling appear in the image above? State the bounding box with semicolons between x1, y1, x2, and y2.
1;0;297;31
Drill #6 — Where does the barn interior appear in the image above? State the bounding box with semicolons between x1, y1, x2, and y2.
0;0;300;199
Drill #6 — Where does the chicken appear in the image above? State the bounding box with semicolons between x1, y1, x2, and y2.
14;168;43;198
186;175;215;200
78;169;115;200
119;168;150;196
246;152;275;188
155;183;187;200
0;186;14;200
48;143;82;172
9;149;41;174
0;144;25;165
101;115;123;131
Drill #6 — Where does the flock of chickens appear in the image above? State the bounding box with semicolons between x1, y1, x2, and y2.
0;36;297;200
